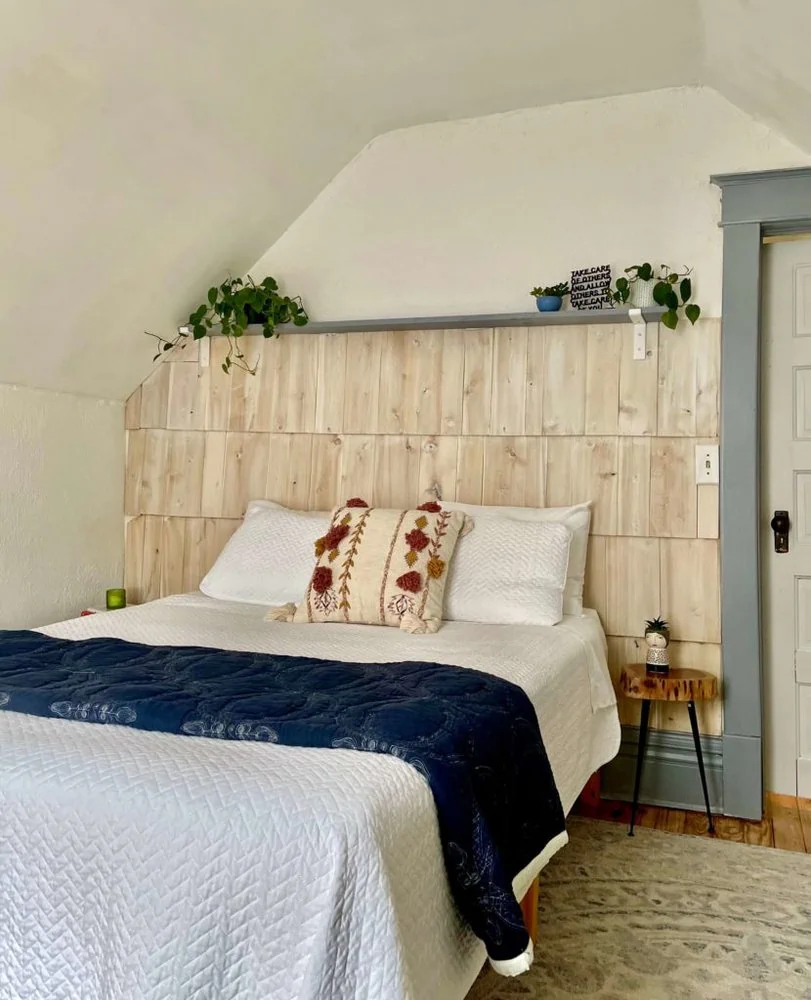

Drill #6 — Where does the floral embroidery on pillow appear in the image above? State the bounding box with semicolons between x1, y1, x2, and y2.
337;508;371;617
296;497;467;630
427;557;445;579
387;509;450;617
395;570;422;593
387;593;414;617
315;513;352;562
404;527;430;552
311;566;337;614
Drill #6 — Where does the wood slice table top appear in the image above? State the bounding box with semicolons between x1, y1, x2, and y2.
619;663;719;702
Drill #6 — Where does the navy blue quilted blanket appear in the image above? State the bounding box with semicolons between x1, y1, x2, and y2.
0;630;565;962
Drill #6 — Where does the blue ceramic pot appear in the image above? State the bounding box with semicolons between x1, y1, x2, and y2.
536;295;562;312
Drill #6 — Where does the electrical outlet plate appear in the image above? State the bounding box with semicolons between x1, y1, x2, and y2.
695;444;719;484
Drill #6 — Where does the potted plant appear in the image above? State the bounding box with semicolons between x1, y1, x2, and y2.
611;264;701;330
148;275;309;374
644;617;671;675
530;282;570;313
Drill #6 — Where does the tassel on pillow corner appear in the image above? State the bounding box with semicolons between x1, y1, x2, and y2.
265;602;297;623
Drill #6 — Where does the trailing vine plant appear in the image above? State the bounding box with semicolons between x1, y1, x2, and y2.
611;263;701;329
148;275;309;374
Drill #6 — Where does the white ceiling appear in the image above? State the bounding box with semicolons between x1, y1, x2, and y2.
1;0;809;399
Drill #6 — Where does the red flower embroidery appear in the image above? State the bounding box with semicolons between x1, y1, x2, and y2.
396;571;422;593
312;566;333;593
417;501;442;513
405;528;430;551
346;497;369;508
323;523;350;550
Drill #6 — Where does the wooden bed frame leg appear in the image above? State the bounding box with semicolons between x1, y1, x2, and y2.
520;877;540;945
577;771;602;813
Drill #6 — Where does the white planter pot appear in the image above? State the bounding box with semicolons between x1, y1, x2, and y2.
631;279;656;308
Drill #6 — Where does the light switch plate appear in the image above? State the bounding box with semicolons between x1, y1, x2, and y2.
695;444;719;484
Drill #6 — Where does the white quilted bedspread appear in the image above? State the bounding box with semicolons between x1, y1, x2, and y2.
0;595;620;1000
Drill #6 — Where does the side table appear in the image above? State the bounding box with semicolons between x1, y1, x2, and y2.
619;663;719;836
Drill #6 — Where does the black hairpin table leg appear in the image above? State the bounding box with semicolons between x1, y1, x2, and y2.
687;699;715;833
629;699;651;836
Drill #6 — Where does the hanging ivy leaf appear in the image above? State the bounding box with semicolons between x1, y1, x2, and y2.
652;281;670;306
680;277;692;303
685;303;701;324
661;309;679;330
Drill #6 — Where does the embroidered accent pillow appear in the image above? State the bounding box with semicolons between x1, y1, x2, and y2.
290;500;471;633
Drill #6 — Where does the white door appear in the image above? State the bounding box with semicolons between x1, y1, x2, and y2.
763;237;811;797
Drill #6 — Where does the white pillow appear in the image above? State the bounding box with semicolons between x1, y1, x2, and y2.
442;501;591;616
444;519;572;626
200;501;329;605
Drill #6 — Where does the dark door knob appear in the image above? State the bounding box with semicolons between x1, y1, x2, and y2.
771;510;790;553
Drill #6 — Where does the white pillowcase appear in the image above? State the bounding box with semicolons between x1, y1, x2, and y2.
201;499;589;624
200;501;329;606
442;501;592;616
444;519;572;626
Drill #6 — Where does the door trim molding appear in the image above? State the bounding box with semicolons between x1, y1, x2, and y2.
711;166;811;819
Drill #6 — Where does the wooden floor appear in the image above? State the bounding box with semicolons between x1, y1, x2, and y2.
576;792;811;852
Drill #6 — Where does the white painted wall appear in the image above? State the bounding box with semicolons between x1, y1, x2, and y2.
253;88;810;320
0;385;124;628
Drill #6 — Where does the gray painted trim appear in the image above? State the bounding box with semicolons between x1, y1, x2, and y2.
712;167;811;226
718;221;764;822
711;166;811;186
601;726;723;813
194;306;666;337
712;166;811;820
722;734;763;820
762;221;811;239
720;223;763;744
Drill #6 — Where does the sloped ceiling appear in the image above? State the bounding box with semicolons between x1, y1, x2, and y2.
702;0;811;153
2;0;809;400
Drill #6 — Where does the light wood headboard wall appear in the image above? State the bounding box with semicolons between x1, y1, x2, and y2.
124;319;722;735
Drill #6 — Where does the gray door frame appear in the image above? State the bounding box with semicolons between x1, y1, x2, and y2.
711;167;811;819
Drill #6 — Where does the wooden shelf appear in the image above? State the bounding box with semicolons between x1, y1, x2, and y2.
189;307;666;338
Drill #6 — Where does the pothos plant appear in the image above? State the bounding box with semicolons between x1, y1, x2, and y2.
611;263;701;330
148;275;309;374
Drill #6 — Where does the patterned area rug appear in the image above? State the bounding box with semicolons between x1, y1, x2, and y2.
469;818;811;1000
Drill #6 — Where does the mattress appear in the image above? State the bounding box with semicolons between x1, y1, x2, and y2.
0;595;620;1000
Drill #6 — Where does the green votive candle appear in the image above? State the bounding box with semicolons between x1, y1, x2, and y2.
106;588;127;610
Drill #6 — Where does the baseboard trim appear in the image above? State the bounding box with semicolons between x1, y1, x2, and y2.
601;725;724;813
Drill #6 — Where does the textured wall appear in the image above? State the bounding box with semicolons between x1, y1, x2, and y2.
253;88;808;323
0;384;124;627
125;317;722;736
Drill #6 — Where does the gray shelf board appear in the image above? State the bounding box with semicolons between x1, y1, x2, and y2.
202;306;666;337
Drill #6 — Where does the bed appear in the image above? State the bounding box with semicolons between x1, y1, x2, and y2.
0;592;620;1000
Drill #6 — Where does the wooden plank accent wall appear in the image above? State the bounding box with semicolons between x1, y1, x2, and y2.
125;320;722;735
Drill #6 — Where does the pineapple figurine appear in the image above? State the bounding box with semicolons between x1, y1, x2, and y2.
644;617;671;675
